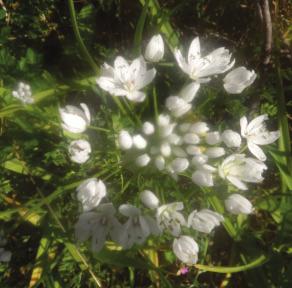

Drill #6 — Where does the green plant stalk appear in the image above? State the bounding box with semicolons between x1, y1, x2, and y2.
67;0;126;116
67;0;99;74
195;254;268;273
133;0;148;55
276;64;292;192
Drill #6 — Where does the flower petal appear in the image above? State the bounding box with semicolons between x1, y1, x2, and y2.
247;141;267;161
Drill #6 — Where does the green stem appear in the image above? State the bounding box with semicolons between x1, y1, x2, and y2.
195;254;268;273
67;0;99;74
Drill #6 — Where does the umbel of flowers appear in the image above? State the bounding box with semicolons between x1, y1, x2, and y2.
11;34;279;266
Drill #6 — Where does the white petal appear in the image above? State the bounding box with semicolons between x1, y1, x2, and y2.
135;68;156;90
240;116;248;137
179;82;200;103
226;175;248;190
174;48;190;75
119;204;140;217
126;90;146;102
247;141;267;161
188;37;201;64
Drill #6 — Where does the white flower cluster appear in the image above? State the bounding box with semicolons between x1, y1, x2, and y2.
12;82;34;104
71;35;279;266
0;232;11;263
118;113;279;191
59;103;92;164
74;183;254;265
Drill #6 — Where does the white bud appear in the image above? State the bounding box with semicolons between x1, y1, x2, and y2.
142;121;155;135
188;209;224;234
205;147;225;158
172;147;187;157
186;145;202;156
59;103;90;133
225;194;253;215
133;134;147;149
171;158;189;173
77;178;107;211
192;170;213;187
165;96;191;118
189;122;209;135
223;67;256;94
179;123;191;133
191;155;208;166
160;142;171;157
144;34;164;62
205;132;221;145
179;82;200;103
140;190;160;209
68;139;91;164
183;133;200;144
135;153;151;167
155;155;165;170
118;130;133;150
167;133;182;145
172;236;199;265
221;130;242;148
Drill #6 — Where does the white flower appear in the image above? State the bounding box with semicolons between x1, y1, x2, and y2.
189;122;209;135
155;155;165;170
118;204;151;248
133;134;147;149
0;248;12;262
172;235;199;265
135;153;151;167
188;209;224;233
174;37;234;82
118;130;133;150
77;178;107;212
165;96;191;118
221;130;241;148
160;142;171;157
12;82;34;104
205;147;225;158
179;82;200;103
156;202;186;236
186;145;202;156
192;170;214;187
205;132;221;145
219;154;267;190
75;203;121;252
225;194;253;215
171;158;189;173
59;103;90;133
145;34;164;62
179;123;191;133
191;155;208;166
96;56;156;102
68;139;91;164
183;133;200;144
167;133;182;145
240;114;280;161
157;114;176;137
172;147;187;157
223;67;256;94
142;121;155;135
140;190;160;209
